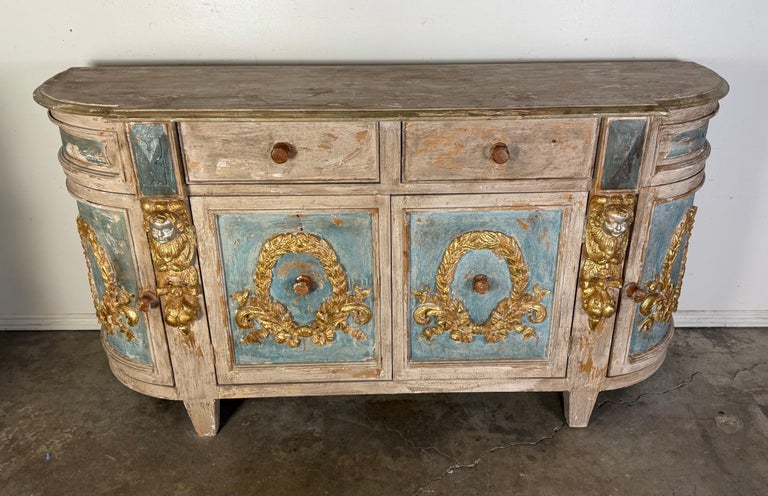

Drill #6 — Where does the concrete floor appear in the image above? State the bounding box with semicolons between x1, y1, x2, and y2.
0;328;766;495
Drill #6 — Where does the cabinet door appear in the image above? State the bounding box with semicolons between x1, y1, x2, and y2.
76;200;174;385
393;192;587;380
609;172;703;375
192;196;391;384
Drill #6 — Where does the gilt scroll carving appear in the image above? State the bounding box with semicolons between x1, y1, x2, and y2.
635;206;697;332
231;232;372;348
77;217;139;341
413;230;549;344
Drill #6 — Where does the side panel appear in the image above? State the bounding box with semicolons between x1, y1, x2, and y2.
628;195;696;355
609;172;703;376
77;201;152;365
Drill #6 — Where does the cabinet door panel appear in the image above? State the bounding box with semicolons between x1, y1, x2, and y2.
393;193;586;380
75;200;173;385
192;196;390;384
609;172;703;375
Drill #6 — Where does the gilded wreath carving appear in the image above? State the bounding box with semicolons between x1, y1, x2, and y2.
142;200;201;335
579;194;637;331
77;217;139;341
412;230;549;344
636;206;697;332
231;231;372;348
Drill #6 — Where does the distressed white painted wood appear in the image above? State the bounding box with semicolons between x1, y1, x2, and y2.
34;62;728;435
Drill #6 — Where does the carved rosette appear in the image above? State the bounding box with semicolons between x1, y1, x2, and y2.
231;231;372;349
579;194;637;332
636;206;697;332
141;200;201;335
412;230;549;344
76;217;139;341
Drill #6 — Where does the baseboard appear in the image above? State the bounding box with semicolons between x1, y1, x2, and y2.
675;310;768;328
0;314;100;331
1;311;767;331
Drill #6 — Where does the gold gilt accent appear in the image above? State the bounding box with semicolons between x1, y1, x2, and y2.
580;194;637;331
141;200;200;335
76;217;139;341
232;232;372;348
637;206;697;332
413;230;549;344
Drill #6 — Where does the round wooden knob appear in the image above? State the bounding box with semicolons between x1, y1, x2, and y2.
473;274;490;294
137;289;160;312
490;142;510;164
624;282;648;303
271;142;297;164
293;275;312;297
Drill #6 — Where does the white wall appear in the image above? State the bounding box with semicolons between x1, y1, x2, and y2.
1;0;766;328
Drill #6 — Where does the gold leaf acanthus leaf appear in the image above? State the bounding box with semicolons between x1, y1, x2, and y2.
77;217;139;342
412;230;549;344
636;206;697;333
232;231;372;349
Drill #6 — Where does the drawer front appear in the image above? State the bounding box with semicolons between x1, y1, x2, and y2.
192;195;390;384
75;200;173;385
51;113;133;194
403;118;598;182
180;121;379;183
393;193;586;380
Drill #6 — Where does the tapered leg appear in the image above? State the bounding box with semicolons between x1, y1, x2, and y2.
183;399;220;436
563;388;599;428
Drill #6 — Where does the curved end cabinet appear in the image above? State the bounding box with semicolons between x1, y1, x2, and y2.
34;62;728;435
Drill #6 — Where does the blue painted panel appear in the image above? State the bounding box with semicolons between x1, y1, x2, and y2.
601;119;646;190
217;212;376;365
667;124;708;159
129;124;179;197
629;195;695;355
60;131;109;165
409;209;562;362
77;202;151;365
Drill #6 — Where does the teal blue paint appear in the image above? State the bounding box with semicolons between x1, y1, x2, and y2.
409;209;562;362
451;250;513;324
271;253;333;326
60;131;109;165
77;202;151;365
667;124;708;158
629;195;695;355
601;119;646;190
129;124;179;197
217;212;376;365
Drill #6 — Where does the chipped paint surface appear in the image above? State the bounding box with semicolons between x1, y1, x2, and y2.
129;123;179;196
601;119;646;190
667;124;708;158
60;131;109;165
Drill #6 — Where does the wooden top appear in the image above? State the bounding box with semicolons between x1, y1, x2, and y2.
34;61;728;120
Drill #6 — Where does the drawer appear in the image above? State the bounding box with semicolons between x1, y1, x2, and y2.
392;192;587;380
403;118;598;182
50;113;133;194
180;121;379;183
191;195;391;384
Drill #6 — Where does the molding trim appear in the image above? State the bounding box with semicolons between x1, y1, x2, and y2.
1;311;767;331
0;314;100;331
675;310;768;328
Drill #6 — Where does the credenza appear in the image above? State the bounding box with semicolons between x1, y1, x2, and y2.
34;62;728;435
